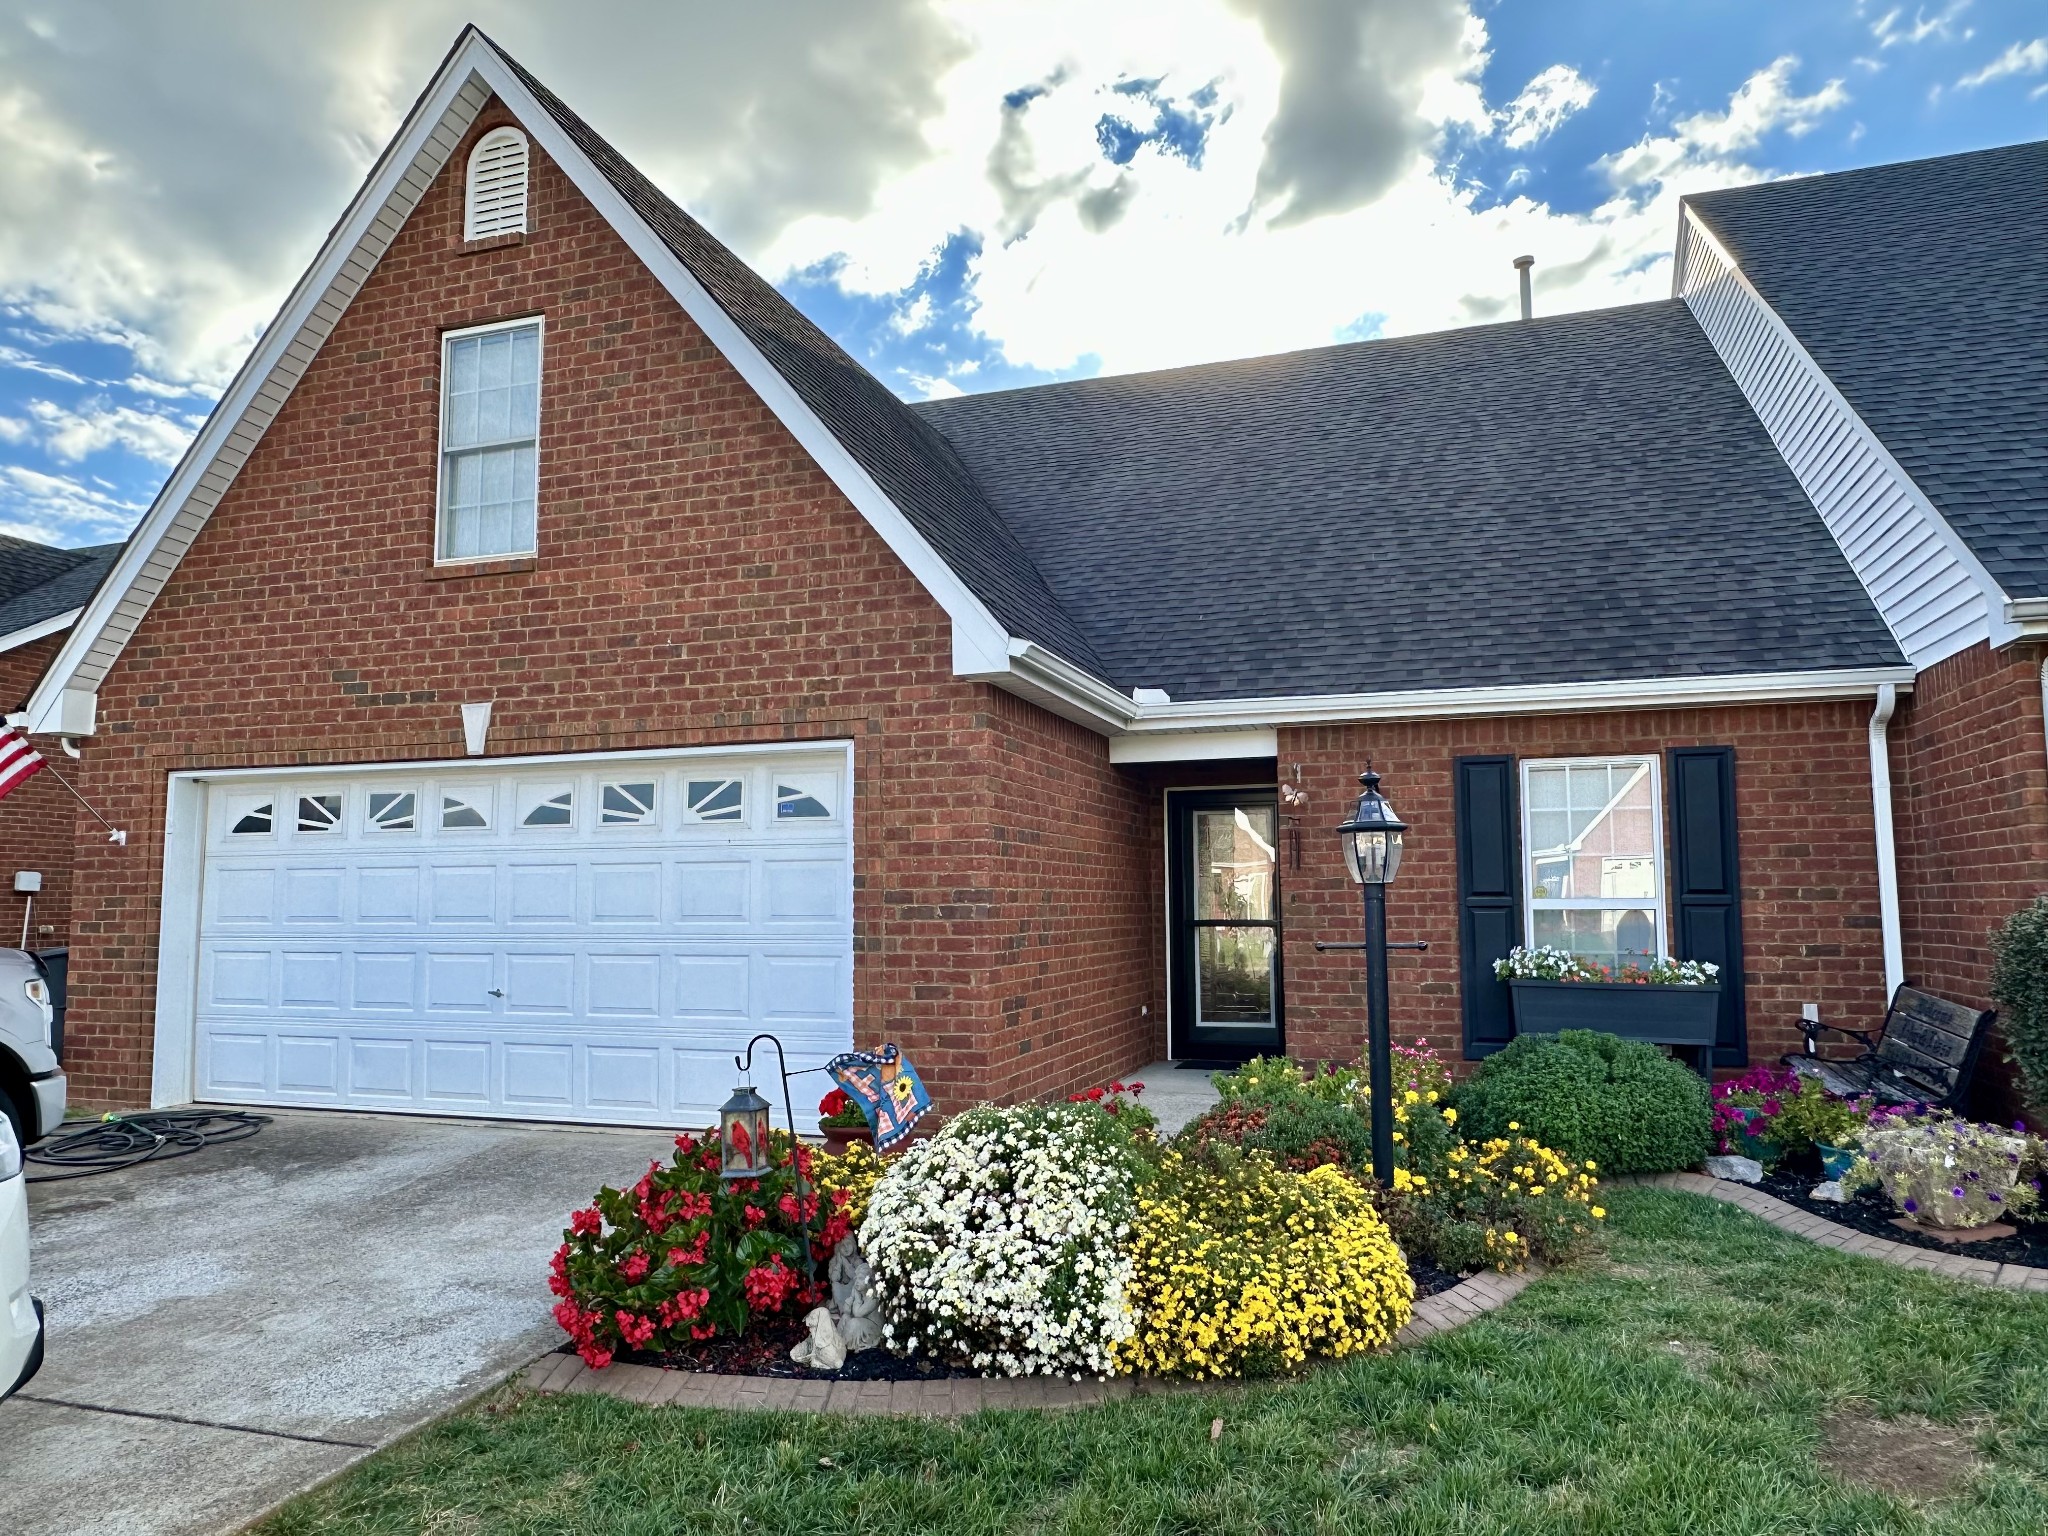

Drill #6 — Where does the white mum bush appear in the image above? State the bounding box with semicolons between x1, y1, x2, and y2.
858;1101;1139;1378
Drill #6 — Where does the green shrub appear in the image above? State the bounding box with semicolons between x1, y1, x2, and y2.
1182;1094;1370;1171
1454;1030;1712;1174
1990;898;2048;1117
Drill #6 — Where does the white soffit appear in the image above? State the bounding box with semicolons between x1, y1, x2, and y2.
1109;729;1279;765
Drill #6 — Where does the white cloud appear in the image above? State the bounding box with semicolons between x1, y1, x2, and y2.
0;465;143;543
1598;56;1848;193
1500;64;1596;149
0;343;85;384
1958;38;2048;88
1870;2;1972;49
22;398;196;466
0;416;26;443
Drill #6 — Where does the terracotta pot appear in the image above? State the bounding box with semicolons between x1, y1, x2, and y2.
820;1124;872;1156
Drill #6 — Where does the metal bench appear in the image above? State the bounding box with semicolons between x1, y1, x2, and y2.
1784;985;1996;1111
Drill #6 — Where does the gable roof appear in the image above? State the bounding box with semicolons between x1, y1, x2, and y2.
1686;140;2048;600
916;300;1905;702
0;537;120;650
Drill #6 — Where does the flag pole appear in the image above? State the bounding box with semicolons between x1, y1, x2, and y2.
34;759;126;846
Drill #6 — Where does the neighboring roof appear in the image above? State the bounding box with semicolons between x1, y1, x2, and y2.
496;47;1106;677
0;537;119;643
1687;140;2048;599
916;300;1905;702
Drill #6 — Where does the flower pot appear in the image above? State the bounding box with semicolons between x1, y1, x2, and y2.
1507;978;1722;1063
820;1124;871;1156
1816;1141;1857;1181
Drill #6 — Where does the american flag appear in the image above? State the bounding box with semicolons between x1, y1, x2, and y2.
0;729;45;802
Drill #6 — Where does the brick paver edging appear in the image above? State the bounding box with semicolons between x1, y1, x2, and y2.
1617;1171;2048;1291
520;1264;1546;1418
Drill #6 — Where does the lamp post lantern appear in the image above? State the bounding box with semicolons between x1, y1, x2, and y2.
1330;765;1414;1188
720;1032;819;1284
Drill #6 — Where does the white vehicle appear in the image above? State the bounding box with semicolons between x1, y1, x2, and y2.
0;948;64;1147
1;1112;41;1396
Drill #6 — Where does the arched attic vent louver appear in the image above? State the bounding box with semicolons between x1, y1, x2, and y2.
464;126;530;239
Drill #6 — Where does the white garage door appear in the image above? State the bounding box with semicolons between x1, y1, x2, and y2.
188;746;852;1126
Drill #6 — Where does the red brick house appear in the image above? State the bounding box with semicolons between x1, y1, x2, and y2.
16;31;2042;1124
0;535;119;951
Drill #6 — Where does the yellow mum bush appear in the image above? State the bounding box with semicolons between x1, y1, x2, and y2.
814;1139;884;1228
1426;1133;1602;1272
1118;1148;1413;1379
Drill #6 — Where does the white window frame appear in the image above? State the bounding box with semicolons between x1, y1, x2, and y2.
435;315;543;565
1519;754;1668;962
463;126;530;240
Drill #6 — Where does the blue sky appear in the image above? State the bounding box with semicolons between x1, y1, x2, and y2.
0;0;2042;552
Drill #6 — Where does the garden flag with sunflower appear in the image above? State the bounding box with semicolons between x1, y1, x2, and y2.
825;1043;931;1149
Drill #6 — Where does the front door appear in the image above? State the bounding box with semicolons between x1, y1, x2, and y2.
1167;789;1282;1064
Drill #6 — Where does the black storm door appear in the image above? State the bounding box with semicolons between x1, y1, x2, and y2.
1168;789;1283;1063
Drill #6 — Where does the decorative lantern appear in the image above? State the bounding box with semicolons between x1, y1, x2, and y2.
1337;766;1407;886
718;1079;774;1180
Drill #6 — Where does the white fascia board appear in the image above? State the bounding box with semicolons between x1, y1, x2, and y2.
1118;666;1918;733
2005;596;2048;637
1676;206;2017;660
0;608;79;655
22;32;1025;735
961;640;1135;733
1109;728;1278;765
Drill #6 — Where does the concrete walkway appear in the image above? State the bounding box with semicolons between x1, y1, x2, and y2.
1127;1060;1219;1138
0;1109;673;1536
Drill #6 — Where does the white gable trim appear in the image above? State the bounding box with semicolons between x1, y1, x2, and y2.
23;31;1019;736
1672;207;2015;667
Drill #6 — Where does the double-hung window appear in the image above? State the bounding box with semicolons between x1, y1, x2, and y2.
438;318;541;561
1521;755;1665;972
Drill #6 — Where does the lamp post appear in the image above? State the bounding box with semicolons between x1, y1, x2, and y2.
718;1032;818;1284
1317;765;1423;1189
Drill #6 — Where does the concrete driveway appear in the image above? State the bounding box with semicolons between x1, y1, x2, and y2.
0;1110;674;1536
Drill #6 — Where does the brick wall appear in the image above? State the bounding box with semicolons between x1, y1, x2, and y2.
1893;639;2048;1115
57;101;1133;1113
1;632;77;949
1273;703;1892;1076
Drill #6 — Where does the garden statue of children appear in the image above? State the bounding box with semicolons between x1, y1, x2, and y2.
790;1307;847;1371
829;1233;883;1352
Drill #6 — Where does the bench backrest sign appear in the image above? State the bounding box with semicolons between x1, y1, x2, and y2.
1876;987;1995;1101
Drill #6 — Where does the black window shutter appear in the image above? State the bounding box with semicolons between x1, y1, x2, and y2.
1667;746;1748;1068
1455;755;1521;1059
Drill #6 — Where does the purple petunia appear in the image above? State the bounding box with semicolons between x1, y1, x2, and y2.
1903;1198;1918;1213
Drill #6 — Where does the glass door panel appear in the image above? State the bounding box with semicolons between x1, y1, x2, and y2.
1169;790;1281;1062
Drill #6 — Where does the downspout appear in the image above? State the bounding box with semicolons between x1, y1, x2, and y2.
1868;683;1904;996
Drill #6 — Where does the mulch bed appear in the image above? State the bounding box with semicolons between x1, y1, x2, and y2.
563;1254;1467;1381
1756;1162;2048;1269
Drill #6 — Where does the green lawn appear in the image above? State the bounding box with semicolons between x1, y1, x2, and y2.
260;1189;2048;1535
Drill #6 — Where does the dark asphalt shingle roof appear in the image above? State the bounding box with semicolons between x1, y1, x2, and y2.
0;537;118;641
492;40;1106;677
1688;140;2048;599
914;301;1904;702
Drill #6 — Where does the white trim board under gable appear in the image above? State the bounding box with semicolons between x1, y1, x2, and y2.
20;29;1057;737
1672;207;2017;667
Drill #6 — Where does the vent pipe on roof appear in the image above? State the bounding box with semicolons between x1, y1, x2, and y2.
1513;255;1534;321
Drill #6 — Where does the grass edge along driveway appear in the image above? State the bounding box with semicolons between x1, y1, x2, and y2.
256;1189;2048;1535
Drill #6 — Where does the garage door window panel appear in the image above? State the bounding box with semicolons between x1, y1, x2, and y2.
601;781;656;826
519;785;575;828
296;795;342;834
441;790;491;831
368;792;417;832
685;778;745;823
230;800;275;836
776;779;833;820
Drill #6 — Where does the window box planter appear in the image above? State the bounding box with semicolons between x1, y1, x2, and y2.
1508;978;1722;1070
